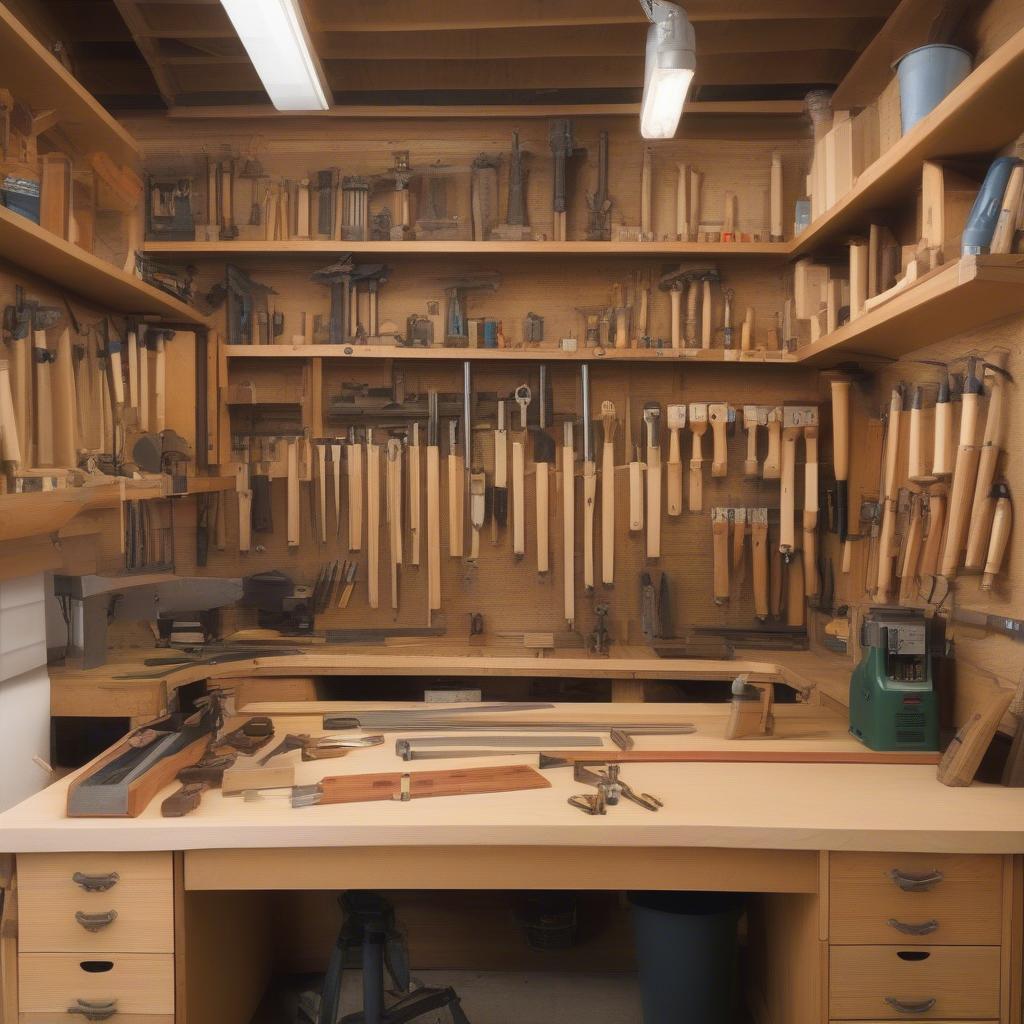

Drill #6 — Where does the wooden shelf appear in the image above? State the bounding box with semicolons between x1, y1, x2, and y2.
0;4;139;166
143;239;790;259
0;206;206;324
798;255;1024;366
792;25;1024;257
224;343;797;364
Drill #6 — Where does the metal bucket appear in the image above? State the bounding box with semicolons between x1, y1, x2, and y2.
895;44;971;134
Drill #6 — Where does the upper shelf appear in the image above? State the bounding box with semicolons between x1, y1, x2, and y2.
0;206;206;324
142;239;790;259
798;254;1024;366
792;25;1024;258
0;5;139;166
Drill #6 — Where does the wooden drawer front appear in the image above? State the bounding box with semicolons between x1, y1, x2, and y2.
19;953;174;1015
829;853;1002;945
17;853;173;953
829;946;1000;1020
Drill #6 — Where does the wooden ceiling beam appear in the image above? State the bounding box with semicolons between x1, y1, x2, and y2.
111;0;180;107
310;20;878;61
305;0;897;31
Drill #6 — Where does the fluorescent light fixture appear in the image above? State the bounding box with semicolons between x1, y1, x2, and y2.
639;1;696;139
220;0;330;111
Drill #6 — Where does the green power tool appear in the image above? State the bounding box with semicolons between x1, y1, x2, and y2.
849;607;940;752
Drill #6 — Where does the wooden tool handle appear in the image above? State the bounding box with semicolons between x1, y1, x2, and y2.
685;284;698;345
965;444;1000;568
33;341;54;468
876;499;897;601
744;426;758;477
237;489;253;553
666;447;683;518
629;460;644;531
786;547;805;626
802;436;818;600
154;336;166;432
512;440;526;556
315;764;549;805
712;514;729;604
711;417;728;477
349;444;363;551
317;445;328;544
933;400;953;476
940;445;981;578
563;447;575;622
448;453;464;557
583;461;596;590
536;461;549;573
898;495;924;603
919;489;945;578
286;439;300;548
763;419;781;479
367;442;381;608
907;406;923;480
0;361;23;466
408;443;421;566
779;428;798;553
982;494;1012;590
426;445;441;610
752;521;769;620
830;380;850;481
214;491;227;551
670;289;681;350
494;430;508;487
126;331;139;410
646;445;661;559
688;428;704;513
53;328;77;468
701;279;712;349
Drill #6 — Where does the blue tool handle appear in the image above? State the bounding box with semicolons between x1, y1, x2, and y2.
962;155;1022;255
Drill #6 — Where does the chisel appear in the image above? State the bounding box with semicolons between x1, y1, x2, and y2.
932;374;954;477
366;427;381;609
712;508;730;604
981;482;1011;591
899;492;925;603
562;420;576;628
643;402;661;559
286;436;300;548
492;399;508;542
941;359;982;578
627;398;643;531
331;440;343;538
348;428;363;551
469;466;486;563
408;423;421;565
600;399;616;587
386;435;402;610
906;385;926;482
666;404;685;516
708;402;731;478
831;378;853;553
447;419;464;558
32;323;54;466
875;387;903;601
919;483;946;578
688;403;707;513
512;383;531;558
426;392;441;610
534;365;555;574
965;352;1010;569
742;406;764;478
802;410;820;599
580;366;595;591
751;508;769;620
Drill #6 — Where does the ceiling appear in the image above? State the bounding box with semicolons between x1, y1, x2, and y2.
36;0;901;112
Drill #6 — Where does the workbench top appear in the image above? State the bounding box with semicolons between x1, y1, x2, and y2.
2;703;1023;856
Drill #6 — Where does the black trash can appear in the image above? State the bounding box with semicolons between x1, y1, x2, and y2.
629;891;744;1024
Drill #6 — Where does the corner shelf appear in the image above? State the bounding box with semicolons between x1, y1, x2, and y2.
0;206;207;325
791;25;1024;258
223;343;798;364
0;4;139;166
142;239;791;259
797;255;1024;366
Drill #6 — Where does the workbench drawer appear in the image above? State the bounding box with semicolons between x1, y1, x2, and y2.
17;853;173;953
18;953;174;1015
829;853;1002;945
829;945;1000;1019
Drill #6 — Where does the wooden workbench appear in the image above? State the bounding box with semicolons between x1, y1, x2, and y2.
1;702;1022;1024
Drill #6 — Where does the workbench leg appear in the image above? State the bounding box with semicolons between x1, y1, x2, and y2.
611;679;645;702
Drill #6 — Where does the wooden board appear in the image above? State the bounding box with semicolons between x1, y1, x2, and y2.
315;764;549;803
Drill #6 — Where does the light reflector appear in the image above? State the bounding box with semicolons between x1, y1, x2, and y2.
220;0;330;111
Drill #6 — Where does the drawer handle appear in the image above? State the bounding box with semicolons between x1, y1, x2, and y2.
75;910;118;933
72;872;120;893
889;869;943;892
887;917;939;936
68;998;118;1021
884;996;936;1015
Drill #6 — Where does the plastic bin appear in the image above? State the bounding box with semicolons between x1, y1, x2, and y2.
895;44;971;134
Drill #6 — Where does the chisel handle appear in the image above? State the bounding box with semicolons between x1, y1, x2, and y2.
907;406;923;480
367;442;380;608
127;331;139;410
408;443;421;566
940;444;981;578
876;499;897;602
536;461;549;573
0;360;22;466
563;447;576;622
670;288;681;350
138;340;149;432
600;443;614;585
803;435;819;597
713;514;729;604
689;428;704;513
779;428;799;553
933;400;953;476
629;460;644;531
238;489;252;553
646;445;661;559
667;428;683;516
512;440;526;557
919;488;945;578
763;418;781;479
752;521;769;620
982;494;1012;590
448;454;464;558
33;340;54;468
744;425;758;477
965;444;1000;569
318;445;328;544
711;417;728;477
830;381;850;540
583;461;596;591
348;445;363;551
154;335;166;432
426;445;441;610
53;328;77;467
286;439;300;548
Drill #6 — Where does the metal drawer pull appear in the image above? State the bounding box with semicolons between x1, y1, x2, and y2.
889;868;943;892
75;910;118;933
67;998;118;1020
884;996;936;1015
887;917;939;936
72;872;120;893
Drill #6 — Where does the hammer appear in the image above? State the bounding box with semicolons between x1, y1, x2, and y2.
311;255;356;344
658;265;717;349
